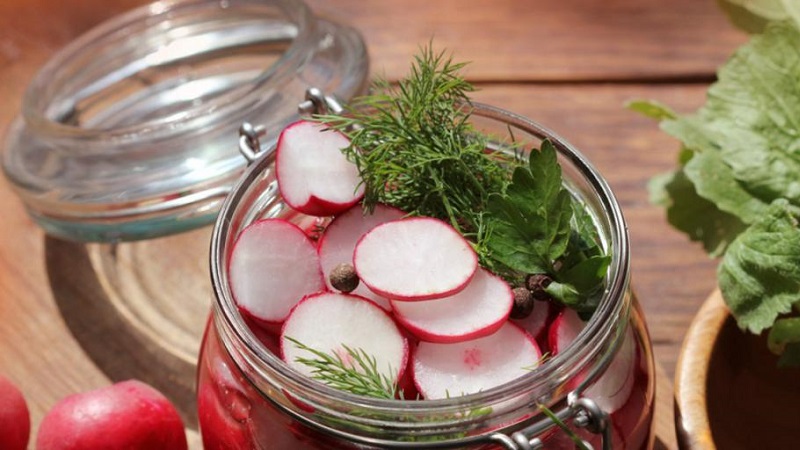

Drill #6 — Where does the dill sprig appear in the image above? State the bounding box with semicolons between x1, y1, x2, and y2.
537;404;591;450
316;46;519;251
286;337;398;400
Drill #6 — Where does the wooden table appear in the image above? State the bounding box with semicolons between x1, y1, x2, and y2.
0;0;747;448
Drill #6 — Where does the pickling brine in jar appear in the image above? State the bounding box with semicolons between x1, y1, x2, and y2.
198;53;655;450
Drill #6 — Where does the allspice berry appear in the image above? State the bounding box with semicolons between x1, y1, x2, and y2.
510;287;535;319
330;263;359;293
525;273;553;301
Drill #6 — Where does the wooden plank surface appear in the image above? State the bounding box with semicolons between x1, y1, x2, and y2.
0;0;742;448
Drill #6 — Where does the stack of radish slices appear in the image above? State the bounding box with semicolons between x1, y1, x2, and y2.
228;120;634;410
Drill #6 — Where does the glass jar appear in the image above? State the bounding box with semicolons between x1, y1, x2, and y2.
2;0;368;242
199;101;656;449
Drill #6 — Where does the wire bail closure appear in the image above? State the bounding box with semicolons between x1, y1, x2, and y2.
238;87;345;164
488;393;611;450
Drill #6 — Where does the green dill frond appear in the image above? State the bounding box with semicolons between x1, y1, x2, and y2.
286;337;398;399
315;45;519;262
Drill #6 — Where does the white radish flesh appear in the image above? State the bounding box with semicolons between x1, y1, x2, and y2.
412;322;541;399
353;218;478;301
281;293;408;384
317;204;405;310
391;269;513;343
275;120;364;217
228;219;325;324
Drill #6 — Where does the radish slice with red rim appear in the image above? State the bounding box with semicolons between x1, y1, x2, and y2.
391;268;513;343
318;204;405;310
412;322;541;399
281;292;408;385
228;219;325;324
353;217;478;301
275;120;364;217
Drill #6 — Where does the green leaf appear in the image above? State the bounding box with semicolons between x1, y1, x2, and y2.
777;342;800;367
649;168;747;257
767;317;800;354
486;140;573;274
683;149;770;225
718;199;800;334
625;100;677;121
716;0;800;33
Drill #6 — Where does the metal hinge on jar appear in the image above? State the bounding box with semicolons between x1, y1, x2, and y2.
488;393;611;450
238;87;345;164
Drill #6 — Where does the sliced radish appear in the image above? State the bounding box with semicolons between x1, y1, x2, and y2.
281;293;408;385
391;269;513;343
512;299;552;344
229;219;325;324
584;328;637;413
275;120;364;216
548;309;637;413
412;322;541;399
548;308;586;355
353;218;478;301
318;203;405;310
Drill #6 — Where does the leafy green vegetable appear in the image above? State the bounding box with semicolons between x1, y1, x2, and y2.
485;141;572;275
320;46;610;312
718;200;800;333
485;141;610;309
716;0;800;33
634;21;800;363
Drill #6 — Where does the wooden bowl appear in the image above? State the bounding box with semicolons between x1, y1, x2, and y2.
674;289;800;449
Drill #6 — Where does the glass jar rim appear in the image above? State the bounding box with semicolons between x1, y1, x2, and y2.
209;101;632;424
19;0;314;143
2;0;369;242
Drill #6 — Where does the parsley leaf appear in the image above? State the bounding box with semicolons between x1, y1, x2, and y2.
485;140;610;310
485;140;572;275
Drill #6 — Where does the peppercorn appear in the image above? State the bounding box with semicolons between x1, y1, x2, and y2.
330;263;359;293
525;273;554;302
510;287;535;319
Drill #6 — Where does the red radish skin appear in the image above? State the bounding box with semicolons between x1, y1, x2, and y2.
353;217;478;301
275;120;364;217
281;293;408;385
547;308;586;355
391;268;513;343
229;219;325;324
318;203;405;310
36;380;187;450
0;375;29;450
412;322;541;399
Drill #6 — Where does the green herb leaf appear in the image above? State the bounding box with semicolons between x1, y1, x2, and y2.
718;199;800;334
286;337;398;399
485;140;572;274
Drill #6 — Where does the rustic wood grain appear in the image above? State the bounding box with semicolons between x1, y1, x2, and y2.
0;0;741;448
306;0;747;82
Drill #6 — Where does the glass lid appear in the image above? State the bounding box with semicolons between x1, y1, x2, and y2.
2;0;369;242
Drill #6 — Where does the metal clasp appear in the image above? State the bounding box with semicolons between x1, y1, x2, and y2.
487;393;611;450
238;87;344;164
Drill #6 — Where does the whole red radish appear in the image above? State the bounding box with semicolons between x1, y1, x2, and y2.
0;375;30;450
36;380;187;450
